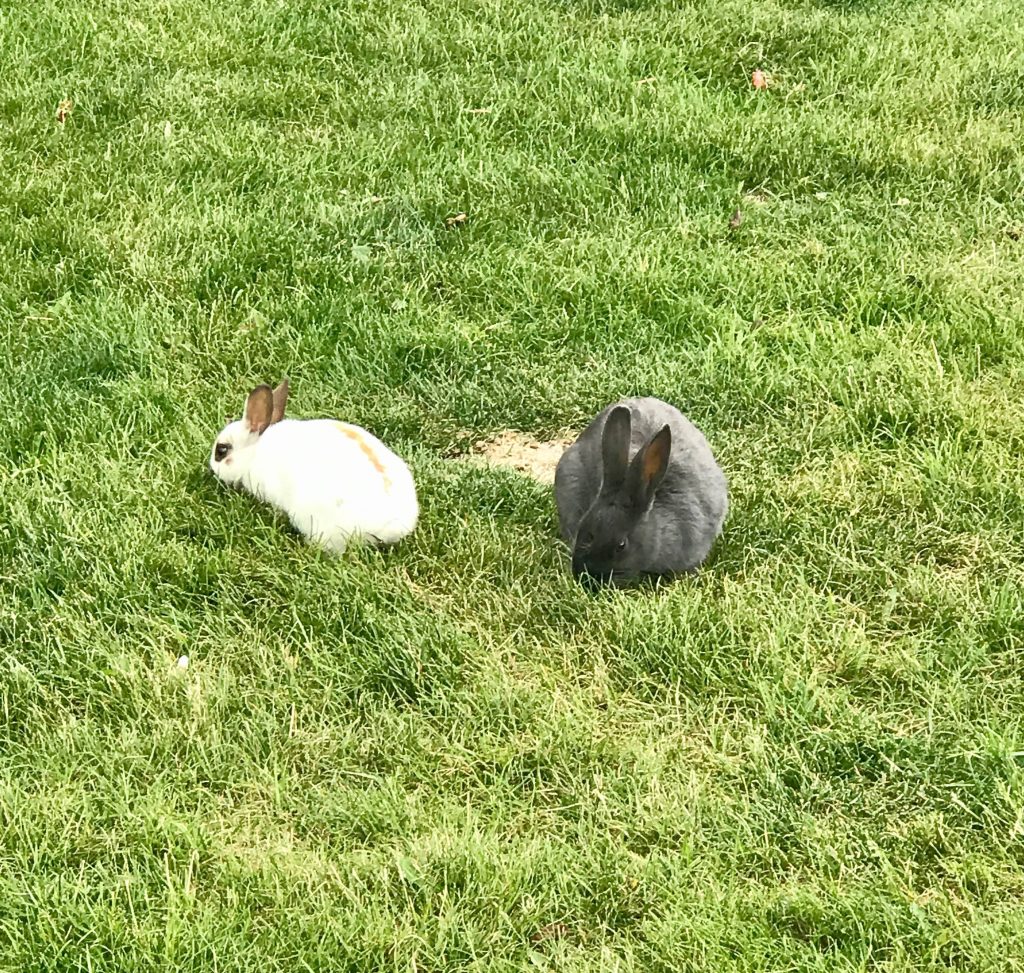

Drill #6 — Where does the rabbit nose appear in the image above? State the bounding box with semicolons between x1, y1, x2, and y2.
572;558;610;588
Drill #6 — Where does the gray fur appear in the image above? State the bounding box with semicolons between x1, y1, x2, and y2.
554;397;728;584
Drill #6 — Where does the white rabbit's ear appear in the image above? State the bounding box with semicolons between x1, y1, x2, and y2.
243;385;274;435
271;378;289;425
601;406;631;493
628;424;672;507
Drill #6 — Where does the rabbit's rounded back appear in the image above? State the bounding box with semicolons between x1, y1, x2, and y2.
554;397;727;583
211;381;418;553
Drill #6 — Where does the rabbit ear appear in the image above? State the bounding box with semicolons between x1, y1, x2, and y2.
243;385;274;435
601;406;632;492
271;378;289;424
628;424;671;508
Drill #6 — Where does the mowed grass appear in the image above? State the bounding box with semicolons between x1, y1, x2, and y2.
2;0;1024;968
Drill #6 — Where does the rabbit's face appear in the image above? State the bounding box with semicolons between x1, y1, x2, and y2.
571;500;644;584
210;380;289;487
210;418;259;486
570;408;672;586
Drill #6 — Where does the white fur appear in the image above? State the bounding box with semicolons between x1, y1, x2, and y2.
210;416;418;553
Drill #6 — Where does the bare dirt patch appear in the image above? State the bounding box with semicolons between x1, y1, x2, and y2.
468;430;576;484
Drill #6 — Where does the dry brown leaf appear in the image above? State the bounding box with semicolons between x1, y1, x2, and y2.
636;76;656;86
728;208;743;230
531;922;572;944
56;99;73;123
445;212;468;228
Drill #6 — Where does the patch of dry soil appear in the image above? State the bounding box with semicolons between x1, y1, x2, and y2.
469;430;576;484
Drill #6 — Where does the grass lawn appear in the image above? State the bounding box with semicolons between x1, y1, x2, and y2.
3;0;1024;968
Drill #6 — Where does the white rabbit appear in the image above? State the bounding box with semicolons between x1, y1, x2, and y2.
209;380;418;553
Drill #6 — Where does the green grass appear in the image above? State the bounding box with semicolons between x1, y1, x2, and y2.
2;0;1024;968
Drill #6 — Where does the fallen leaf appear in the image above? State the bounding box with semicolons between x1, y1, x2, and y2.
531;922;572;943
56;98;73;123
636;76;656;86
728;208;743;230
163;120;173;138
896;197;910;206
751;69;768;91
395;855;422;884
445;212;468;228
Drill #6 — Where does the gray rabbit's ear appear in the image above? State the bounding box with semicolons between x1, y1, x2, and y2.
601;406;632;492
271;378;289;425
243;385;274;435
628;424;671;508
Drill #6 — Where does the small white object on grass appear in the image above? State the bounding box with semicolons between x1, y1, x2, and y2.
177;655;189;669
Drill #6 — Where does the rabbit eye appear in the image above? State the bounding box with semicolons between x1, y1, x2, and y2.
214;443;231;461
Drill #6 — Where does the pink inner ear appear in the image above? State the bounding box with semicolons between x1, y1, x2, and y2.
243;386;275;434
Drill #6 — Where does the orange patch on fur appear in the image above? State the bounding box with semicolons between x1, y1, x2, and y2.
335;423;392;489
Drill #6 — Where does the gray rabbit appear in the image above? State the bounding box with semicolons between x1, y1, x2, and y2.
555;397;728;584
